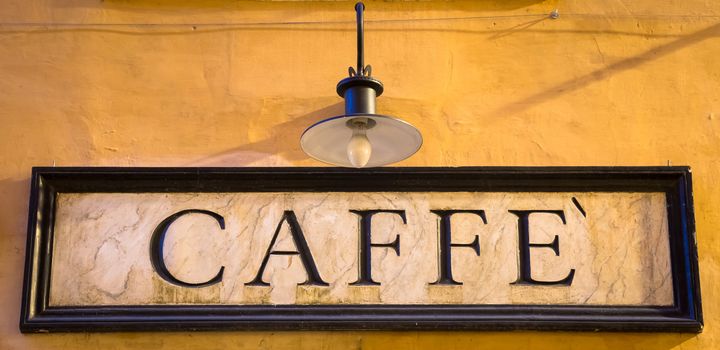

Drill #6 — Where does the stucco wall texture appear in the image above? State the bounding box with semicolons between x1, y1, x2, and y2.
0;0;718;349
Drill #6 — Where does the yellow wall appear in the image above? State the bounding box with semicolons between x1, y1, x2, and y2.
1;0;719;348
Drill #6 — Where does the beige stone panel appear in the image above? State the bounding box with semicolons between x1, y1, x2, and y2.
49;192;672;306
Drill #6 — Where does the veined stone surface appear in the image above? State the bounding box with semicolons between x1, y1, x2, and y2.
49;192;672;306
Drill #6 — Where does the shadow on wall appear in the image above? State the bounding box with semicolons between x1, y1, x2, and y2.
0;177;31;245
485;21;720;123
0;177;33;334
186;102;345;166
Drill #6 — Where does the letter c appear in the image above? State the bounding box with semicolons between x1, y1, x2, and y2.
149;209;225;288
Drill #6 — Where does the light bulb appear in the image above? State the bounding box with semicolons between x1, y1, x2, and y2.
347;121;372;168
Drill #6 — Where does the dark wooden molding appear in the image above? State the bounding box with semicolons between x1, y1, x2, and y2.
20;167;703;333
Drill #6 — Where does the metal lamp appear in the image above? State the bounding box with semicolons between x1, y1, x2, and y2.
300;2;423;168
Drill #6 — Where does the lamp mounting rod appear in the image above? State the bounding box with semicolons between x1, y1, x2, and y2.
350;2;371;77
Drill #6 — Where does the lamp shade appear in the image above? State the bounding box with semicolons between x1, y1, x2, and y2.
299;2;422;168
300;114;422;168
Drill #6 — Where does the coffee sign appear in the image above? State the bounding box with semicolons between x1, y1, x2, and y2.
20;167;702;332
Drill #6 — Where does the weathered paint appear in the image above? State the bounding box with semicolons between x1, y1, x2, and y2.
0;0;718;348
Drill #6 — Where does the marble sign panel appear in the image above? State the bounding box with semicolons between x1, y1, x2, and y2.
48;191;673;307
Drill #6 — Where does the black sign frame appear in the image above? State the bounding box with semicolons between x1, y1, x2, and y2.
20;167;702;333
